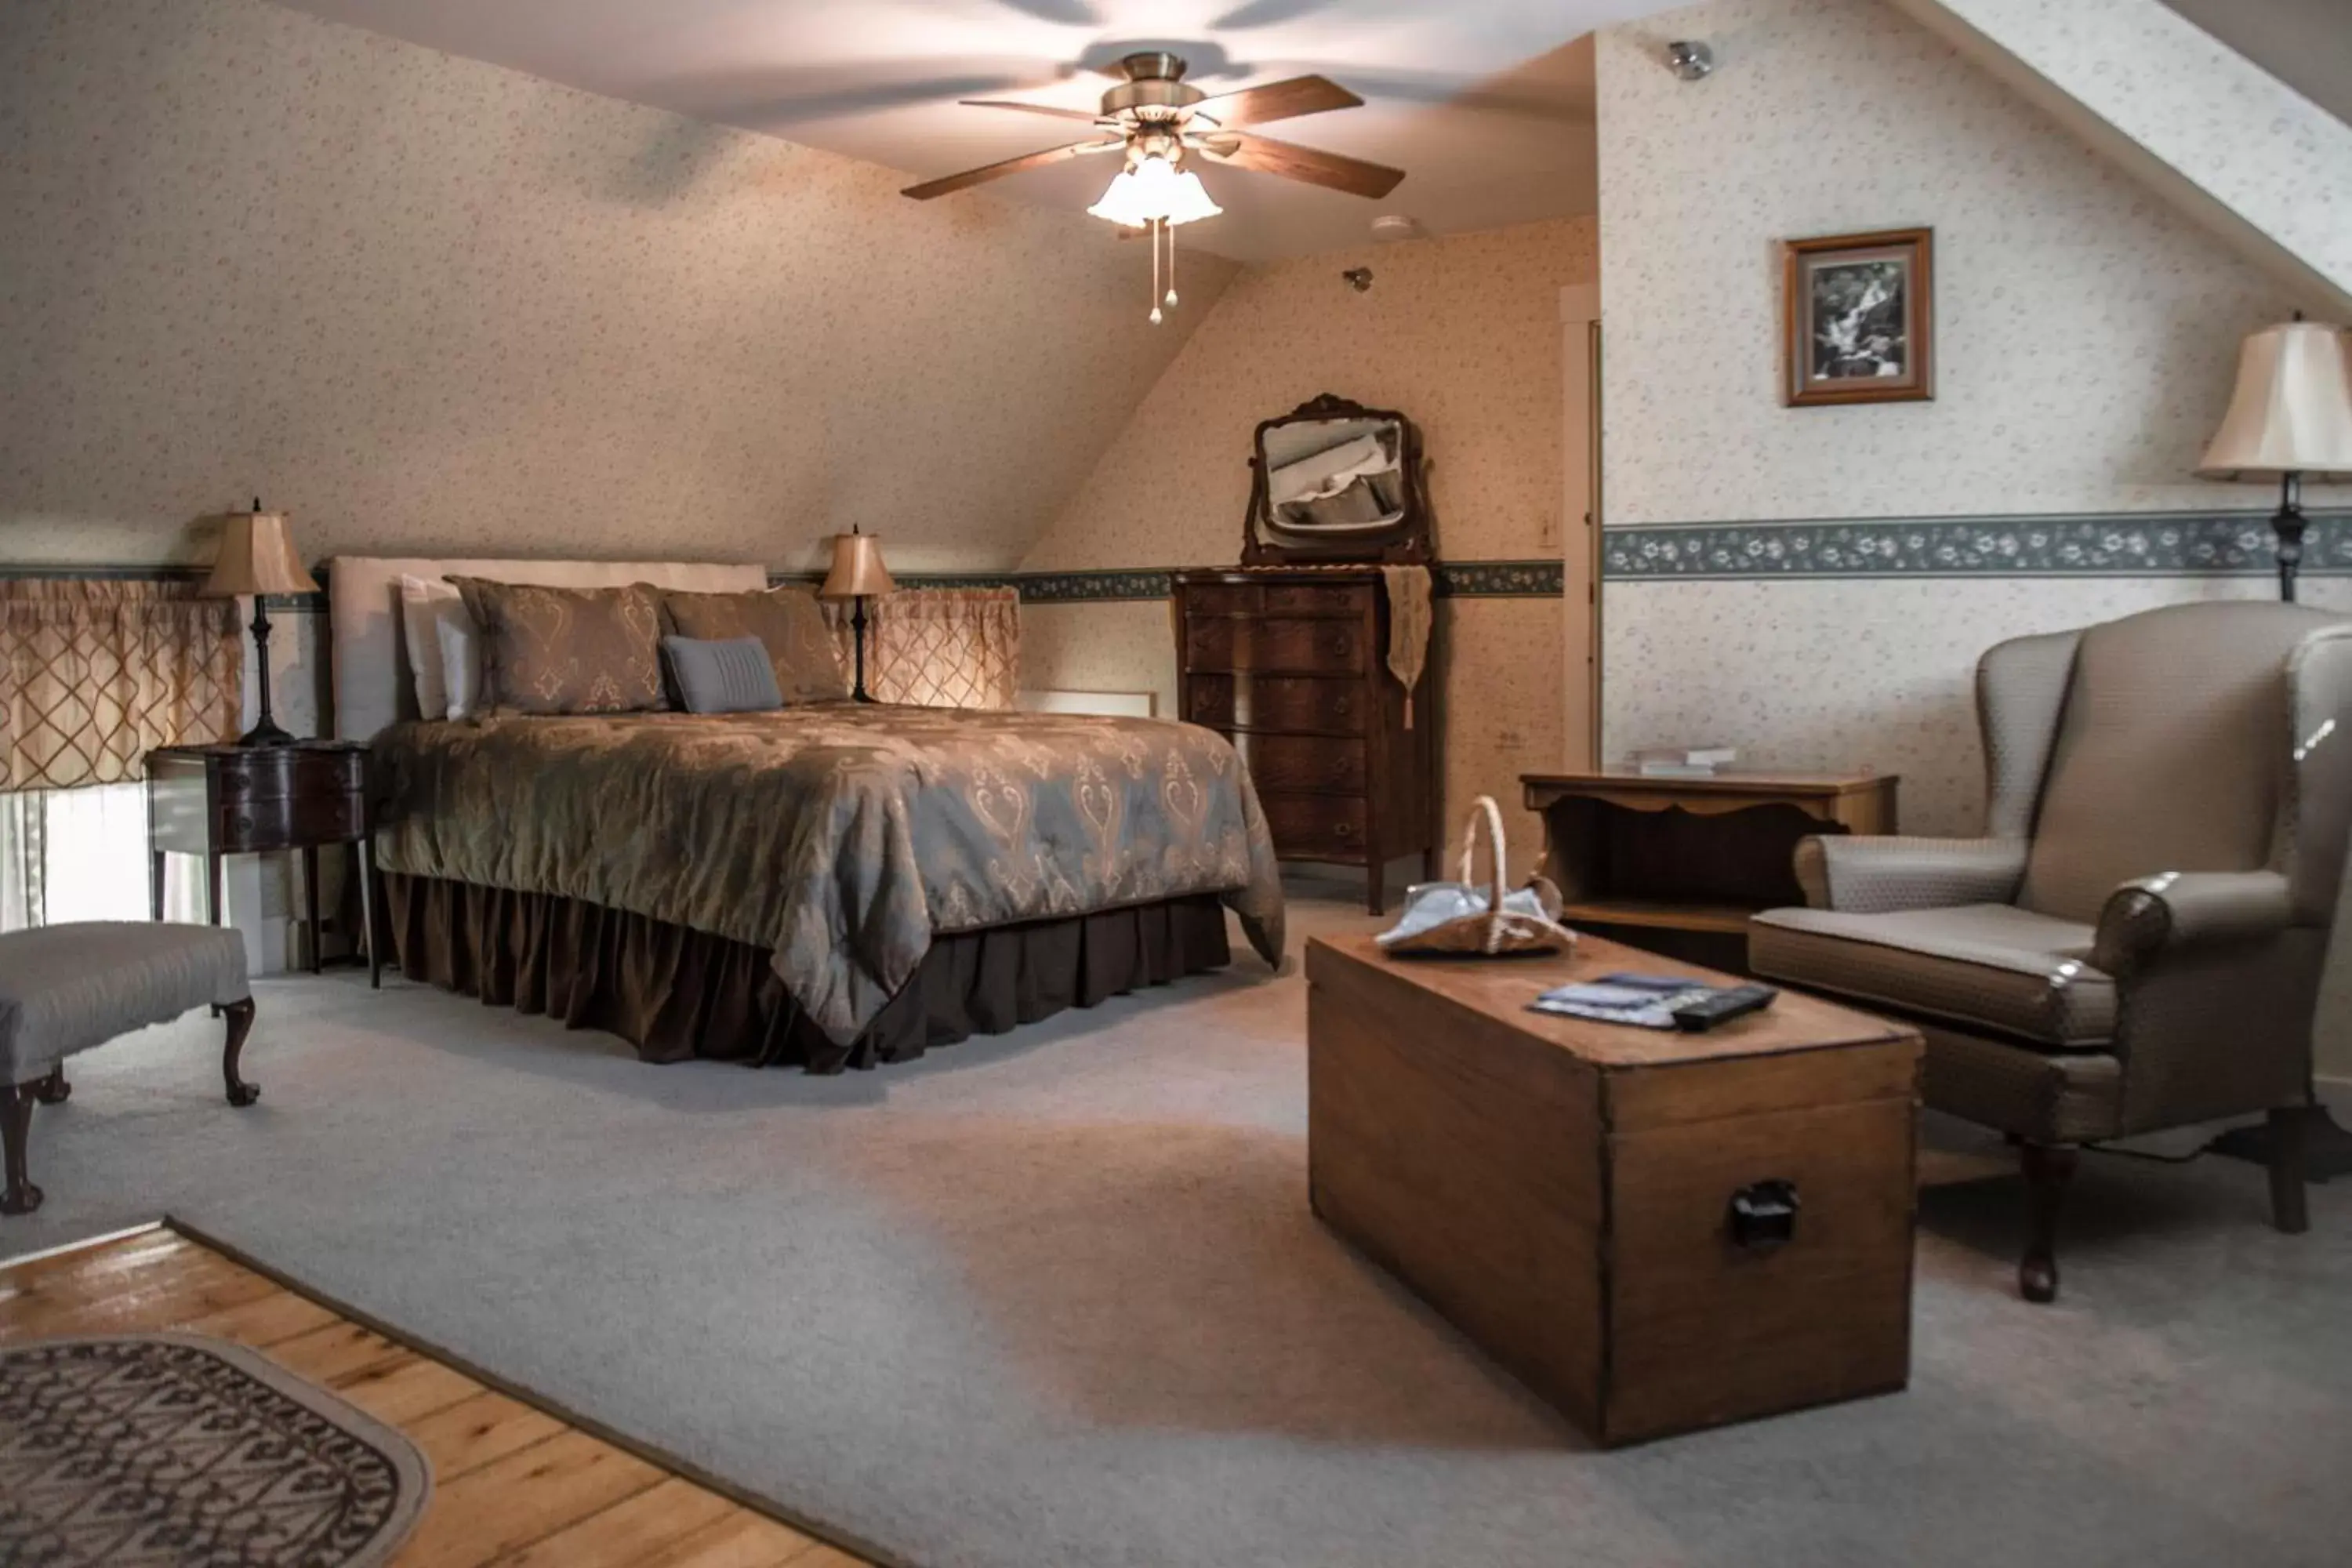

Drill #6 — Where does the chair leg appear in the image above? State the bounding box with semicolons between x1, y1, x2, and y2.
222;997;260;1108
1;1083;40;1217
33;1068;70;1105
2267;1106;2310;1236
2019;1141;2078;1304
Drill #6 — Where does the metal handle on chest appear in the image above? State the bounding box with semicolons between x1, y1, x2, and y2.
1727;1178;1800;1254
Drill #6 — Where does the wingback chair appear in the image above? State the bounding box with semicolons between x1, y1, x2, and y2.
1749;601;2352;1302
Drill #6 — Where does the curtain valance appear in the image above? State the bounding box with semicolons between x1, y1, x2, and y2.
0;579;242;790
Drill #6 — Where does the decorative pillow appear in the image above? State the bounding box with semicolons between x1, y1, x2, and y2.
447;578;666;715
435;612;484;720
660;586;849;703
662;636;785;714
397;575;469;720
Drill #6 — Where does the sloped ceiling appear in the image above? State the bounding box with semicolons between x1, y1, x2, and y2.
2158;0;2352;124
0;0;1238;572
260;0;1657;262
1889;0;2352;316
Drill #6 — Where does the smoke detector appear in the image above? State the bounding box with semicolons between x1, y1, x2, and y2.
1666;40;1713;80
1370;214;1428;245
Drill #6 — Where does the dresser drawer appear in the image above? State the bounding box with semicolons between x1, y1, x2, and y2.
1232;733;1367;794
1181;583;1263;616
216;749;365;802
215;791;365;853
1262;582;1372;618
1261;793;1370;860
1185;616;1364;675
1186;675;1367;735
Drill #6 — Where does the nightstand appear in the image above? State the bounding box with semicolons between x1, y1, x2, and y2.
146;741;380;987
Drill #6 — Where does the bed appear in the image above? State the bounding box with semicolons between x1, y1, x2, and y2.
328;556;1285;1072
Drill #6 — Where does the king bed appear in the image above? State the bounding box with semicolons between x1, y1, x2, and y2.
328;556;1285;1072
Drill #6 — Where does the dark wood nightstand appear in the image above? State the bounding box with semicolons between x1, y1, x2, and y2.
146;742;380;987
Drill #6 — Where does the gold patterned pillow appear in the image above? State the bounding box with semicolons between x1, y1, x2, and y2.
446;579;667;715
659;585;849;703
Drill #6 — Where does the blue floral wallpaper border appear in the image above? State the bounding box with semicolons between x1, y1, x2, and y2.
29;516;2335;606
1603;511;2352;581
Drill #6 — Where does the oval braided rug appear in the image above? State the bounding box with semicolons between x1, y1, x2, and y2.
0;1332;431;1568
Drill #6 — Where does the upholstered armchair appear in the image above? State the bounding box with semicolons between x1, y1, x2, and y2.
1749;601;2352;1302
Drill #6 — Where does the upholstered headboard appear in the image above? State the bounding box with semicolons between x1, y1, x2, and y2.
327;556;768;741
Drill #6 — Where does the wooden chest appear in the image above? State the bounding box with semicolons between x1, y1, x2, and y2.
1305;931;1921;1446
1173;566;1437;915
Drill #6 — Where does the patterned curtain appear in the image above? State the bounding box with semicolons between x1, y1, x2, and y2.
0;579;242;791
829;587;1020;710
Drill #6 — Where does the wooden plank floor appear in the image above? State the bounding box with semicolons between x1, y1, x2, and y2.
0;1226;879;1568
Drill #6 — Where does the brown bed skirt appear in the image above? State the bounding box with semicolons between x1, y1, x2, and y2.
382;873;1234;1073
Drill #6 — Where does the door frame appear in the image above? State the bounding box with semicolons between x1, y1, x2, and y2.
1559;283;1602;769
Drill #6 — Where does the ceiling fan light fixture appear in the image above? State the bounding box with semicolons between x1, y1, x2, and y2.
1087;151;1222;229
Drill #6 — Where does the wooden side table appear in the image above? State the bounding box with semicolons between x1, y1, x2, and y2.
146;742;380;987
1521;768;1899;967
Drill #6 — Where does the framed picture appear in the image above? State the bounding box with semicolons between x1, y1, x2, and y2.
1784;227;1933;406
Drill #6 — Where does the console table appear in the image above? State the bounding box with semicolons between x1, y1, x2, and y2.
147;742;379;986
1521;769;1899;967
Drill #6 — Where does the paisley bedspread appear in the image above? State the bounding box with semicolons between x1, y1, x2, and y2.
370;704;1287;1044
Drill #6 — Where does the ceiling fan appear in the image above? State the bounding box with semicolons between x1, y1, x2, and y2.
902;51;1405;322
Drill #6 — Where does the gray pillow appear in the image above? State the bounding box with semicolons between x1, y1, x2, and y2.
662;635;784;714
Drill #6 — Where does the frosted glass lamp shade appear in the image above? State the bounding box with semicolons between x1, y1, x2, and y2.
820;532;895;599
202;510;318;598
1087;155;1221;228
2198;321;2352;481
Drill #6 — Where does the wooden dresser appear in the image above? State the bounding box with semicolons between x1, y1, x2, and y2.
1173;566;1437;913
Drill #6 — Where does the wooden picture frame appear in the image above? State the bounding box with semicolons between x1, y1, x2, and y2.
1784;227;1933;406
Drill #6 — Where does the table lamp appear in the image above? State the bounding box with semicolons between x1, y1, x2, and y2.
818;526;895;703
202;499;318;746
2197;317;2352;602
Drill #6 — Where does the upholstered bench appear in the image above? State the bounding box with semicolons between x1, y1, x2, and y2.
0;922;256;1217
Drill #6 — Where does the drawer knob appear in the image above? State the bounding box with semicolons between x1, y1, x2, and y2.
1727;1179;1801;1255
1334;821;1356;837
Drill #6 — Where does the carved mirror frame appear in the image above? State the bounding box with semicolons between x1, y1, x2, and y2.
1240;392;1433;566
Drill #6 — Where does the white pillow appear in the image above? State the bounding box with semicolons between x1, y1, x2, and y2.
397;575;476;721
435;609;483;720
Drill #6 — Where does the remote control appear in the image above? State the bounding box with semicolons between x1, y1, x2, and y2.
1669;983;1778;1032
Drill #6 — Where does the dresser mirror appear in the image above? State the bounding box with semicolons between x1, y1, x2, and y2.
1242;393;1432;564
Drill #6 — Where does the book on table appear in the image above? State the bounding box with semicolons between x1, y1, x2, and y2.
1630;745;1737;777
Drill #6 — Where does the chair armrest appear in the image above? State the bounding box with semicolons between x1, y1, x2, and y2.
1793;835;2030;913
2092;869;2294;975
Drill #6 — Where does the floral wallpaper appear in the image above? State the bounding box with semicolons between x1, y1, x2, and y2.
1596;0;2349;530
0;0;1230;575
1018;217;1599;857
1593;0;2352;801
1891;0;2352;304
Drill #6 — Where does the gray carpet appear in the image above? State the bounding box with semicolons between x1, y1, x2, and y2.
3;897;2347;1568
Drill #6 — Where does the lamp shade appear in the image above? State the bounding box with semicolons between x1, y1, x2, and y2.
1087;155;1222;228
819;532;895;599
2198;320;2352;481
202;509;319;597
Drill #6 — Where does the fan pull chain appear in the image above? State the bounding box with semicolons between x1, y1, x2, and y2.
1165;222;1179;309
1149;218;1164;325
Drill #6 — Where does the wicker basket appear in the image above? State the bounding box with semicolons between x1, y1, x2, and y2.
1375;795;1577;957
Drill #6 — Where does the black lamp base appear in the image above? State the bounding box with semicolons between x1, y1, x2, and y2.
237;717;298;747
237;598;297;746
2270;471;2307;604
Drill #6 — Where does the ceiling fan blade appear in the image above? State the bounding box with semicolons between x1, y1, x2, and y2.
1198;132;1403;199
960;99;1112;125
1189;74;1362;128
902;138;1123;200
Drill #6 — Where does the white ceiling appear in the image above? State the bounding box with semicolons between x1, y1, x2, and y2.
265;0;1669;261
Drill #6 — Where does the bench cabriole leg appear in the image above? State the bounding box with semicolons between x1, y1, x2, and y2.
223;997;260;1108
1;1084;39;1216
